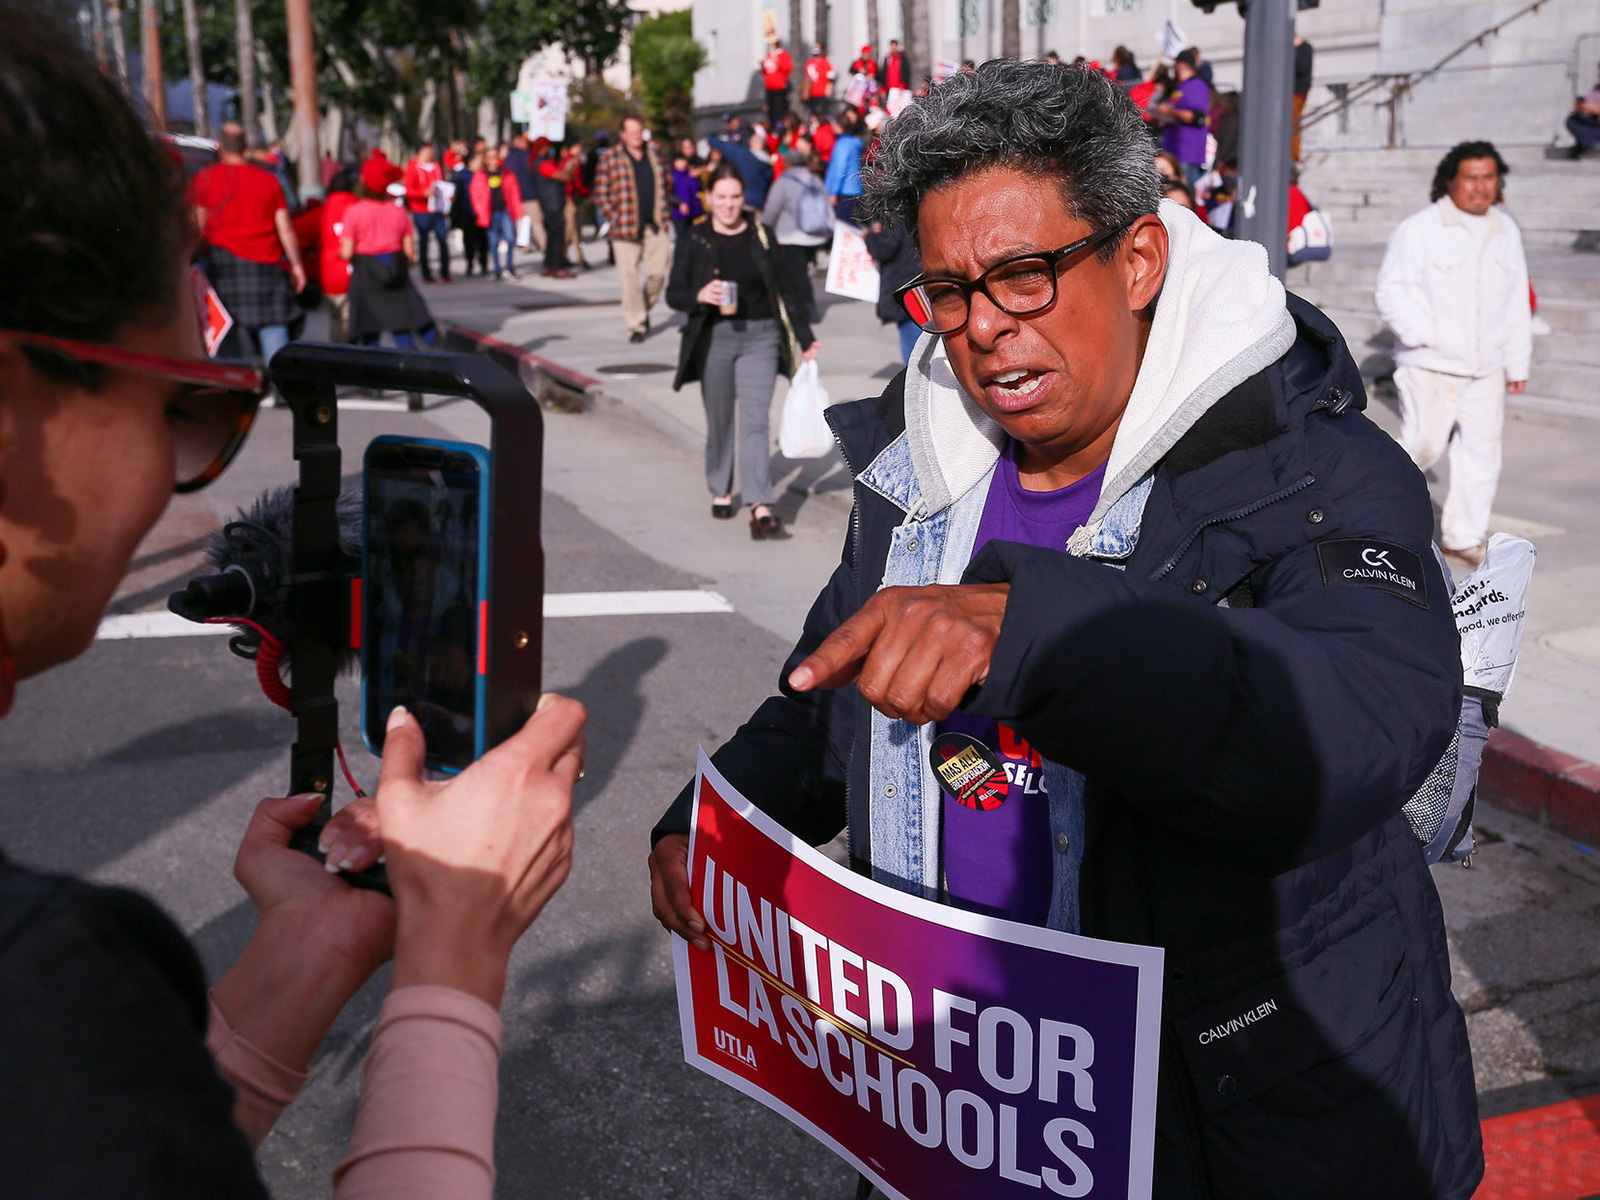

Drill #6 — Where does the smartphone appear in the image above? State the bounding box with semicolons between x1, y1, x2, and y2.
362;436;491;771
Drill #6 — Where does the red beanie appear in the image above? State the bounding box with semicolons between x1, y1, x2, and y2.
361;158;391;195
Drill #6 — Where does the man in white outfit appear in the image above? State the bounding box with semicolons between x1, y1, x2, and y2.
1375;141;1531;569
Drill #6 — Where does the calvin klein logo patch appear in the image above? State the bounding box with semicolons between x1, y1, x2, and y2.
1317;539;1429;608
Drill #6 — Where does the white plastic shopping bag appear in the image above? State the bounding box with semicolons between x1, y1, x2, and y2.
1402;532;1537;864
778;359;834;459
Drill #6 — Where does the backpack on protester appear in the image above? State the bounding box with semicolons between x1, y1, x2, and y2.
796;177;834;238
1402;533;1537;865
1287;202;1334;265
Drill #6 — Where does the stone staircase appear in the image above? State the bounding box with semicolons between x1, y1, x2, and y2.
1297;145;1600;247
1287;147;1600;419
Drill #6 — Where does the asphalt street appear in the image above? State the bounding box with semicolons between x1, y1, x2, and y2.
1;252;1597;1196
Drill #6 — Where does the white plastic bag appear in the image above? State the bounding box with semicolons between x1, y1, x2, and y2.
1454;532;1537;698
778;359;833;459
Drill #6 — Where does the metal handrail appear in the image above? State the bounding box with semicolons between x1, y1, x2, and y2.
1298;0;1553;145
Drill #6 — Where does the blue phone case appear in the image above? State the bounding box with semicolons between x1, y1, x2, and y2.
360;435;493;773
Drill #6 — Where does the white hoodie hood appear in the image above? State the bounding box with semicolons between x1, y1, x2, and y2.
897;200;1297;544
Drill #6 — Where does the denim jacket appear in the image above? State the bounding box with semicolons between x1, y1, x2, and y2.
856;422;1154;934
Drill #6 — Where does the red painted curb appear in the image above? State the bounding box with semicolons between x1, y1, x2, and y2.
1474;1091;1600;1198
1480;728;1600;848
442;322;602;393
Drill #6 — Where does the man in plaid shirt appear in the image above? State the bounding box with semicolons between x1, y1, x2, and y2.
594;115;671;342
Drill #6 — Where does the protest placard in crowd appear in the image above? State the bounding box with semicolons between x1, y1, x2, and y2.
825;222;881;304
674;754;1164;1200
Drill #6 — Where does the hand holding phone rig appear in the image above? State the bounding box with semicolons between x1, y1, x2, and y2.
173;343;544;892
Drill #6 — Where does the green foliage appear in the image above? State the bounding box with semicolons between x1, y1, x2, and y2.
468;0;631;109
629;9;705;142
567;77;632;144
139;0;631;145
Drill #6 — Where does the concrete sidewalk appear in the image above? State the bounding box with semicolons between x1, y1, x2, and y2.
423;250;903;512
421;251;1600;776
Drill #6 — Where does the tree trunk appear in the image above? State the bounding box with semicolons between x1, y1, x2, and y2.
1001;0;1020;59
286;0;321;198
140;0;166;129
89;0;109;72
255;42;281;146
902;0;929;88
814;0;829;55
181;0;207;135
418;78;438;145
106;0;129;88
789;0;803;85
866;0;880;58
235;0;257;146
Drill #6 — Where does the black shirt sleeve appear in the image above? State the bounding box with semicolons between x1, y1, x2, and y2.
0;861;269;1199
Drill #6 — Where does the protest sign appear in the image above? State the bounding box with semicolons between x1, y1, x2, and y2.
523;77;569;142
674;752;1164;1200
192;265;232;357
1158;20;1187;62
825;222;881;304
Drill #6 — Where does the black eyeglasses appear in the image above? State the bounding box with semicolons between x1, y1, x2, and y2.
894;222;1131;335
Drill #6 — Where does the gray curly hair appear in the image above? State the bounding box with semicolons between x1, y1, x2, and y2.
860;59;1161;261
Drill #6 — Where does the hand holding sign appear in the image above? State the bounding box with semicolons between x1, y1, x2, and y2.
787;583;1010;725
671;756;1165;1200
650;832;709;951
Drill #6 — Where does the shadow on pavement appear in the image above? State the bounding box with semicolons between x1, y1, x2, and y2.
558;636;670;811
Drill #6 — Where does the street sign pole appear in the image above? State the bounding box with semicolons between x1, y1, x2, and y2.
1234;0;1296;278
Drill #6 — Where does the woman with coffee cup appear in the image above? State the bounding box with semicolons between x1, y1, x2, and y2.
667;161;819;539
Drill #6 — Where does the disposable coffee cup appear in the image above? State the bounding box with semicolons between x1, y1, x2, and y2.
719;279;739;315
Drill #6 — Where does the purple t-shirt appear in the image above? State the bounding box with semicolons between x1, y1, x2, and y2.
1161;76;1211;166
939;444;1105;924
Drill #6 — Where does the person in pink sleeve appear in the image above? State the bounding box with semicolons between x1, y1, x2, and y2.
0;10;582;1197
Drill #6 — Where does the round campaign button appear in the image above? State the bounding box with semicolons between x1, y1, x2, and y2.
929;732;1009;811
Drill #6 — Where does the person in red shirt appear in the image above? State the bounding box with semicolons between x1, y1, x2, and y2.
760;39;794;133
803;42;835;117
563;140;590;269
318;168;357;342
191;121;306;364
809;111;837;163
850;44;875;78
878;39;913;93
341;157;435;349
402;142;451;283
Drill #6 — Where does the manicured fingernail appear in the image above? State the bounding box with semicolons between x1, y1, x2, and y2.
537;692;556;711
317;837;332;854
688;919;704;934
324;856;342;874
377;853;387;865
338;856;355;871
789;667;812;690
290;791;323;804
387;705;409;731
693;938;711;951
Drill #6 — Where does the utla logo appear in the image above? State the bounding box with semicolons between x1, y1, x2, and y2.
714;1027;758;1068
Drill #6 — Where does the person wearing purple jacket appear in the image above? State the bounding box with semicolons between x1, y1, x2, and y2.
668;151;703;226
1157;48;1211;187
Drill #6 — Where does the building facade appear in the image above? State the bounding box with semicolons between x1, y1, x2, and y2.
692;0;1600;150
